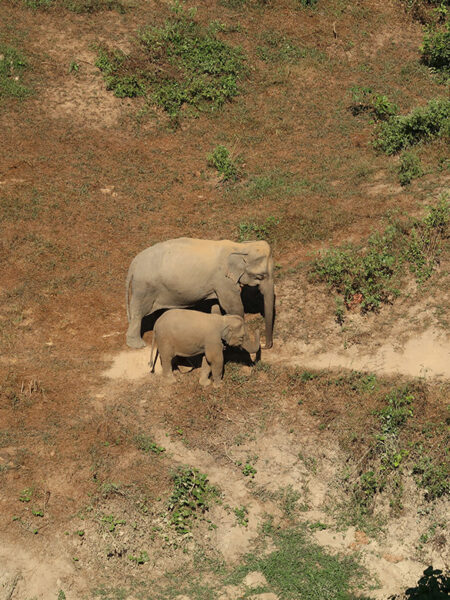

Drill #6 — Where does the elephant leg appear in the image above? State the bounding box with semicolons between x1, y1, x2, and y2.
160;349;176;384
126;282;154;349
205;344;224;388
215;285;244;317
199;356;212;387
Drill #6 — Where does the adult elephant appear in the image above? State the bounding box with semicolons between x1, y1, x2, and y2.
125;237;275;350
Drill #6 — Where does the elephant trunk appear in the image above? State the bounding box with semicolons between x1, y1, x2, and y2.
241;328;260;354
259;276;274;349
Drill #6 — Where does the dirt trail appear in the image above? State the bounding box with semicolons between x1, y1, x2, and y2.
266;328;450;380
104;324;450;383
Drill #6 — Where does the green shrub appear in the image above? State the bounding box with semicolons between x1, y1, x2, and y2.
373;97;450;154
421;24;450;73
398;151;423;185
349;86;398;120
0;44;31;100
312;198;449;311
168;467;218;533
207;145;240;182
413;456;450;500
377;388;414;435
96;4;246;118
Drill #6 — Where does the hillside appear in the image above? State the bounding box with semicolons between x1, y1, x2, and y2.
0;1;449;599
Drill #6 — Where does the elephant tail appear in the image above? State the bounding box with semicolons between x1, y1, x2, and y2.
125;270;133;323
149;335;158;373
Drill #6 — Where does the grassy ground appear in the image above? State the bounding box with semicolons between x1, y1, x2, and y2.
0;0;449;598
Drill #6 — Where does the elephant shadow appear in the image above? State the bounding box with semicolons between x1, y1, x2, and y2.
173;345;260;375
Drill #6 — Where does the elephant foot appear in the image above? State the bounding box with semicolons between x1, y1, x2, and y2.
212;380;222;389
199;377;211;387
163;375;176;385
126;336;147;349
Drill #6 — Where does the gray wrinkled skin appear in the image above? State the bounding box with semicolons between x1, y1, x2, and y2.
149;309;257;388
126;238;274;349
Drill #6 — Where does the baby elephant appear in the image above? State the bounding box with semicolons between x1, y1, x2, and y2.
149;309;259;387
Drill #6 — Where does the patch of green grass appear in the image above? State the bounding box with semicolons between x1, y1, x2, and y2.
167;467;219;534
238;216;280;242
398;151;424;185
100;514;126;532
412;454;449;500
0;44;31;100
349;86;398;120
228;523;371;599
19;487;33;502
311;197;449;312
96;3;246;119
241;462;257;477
207;145;240;182
128;550;149;564
234;505;249;526
23;0;128;12
297;0;318;8
135;433;165;454
257;30;306;63
23;0;54;8
373;97;450;154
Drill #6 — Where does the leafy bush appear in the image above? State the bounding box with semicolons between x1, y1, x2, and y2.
349;86;398;120
167;467;218;533
312;197;449;311
377;388;414;435
96;4;246;118
373;97;450;154
135;434;165;454
412;456;450;500
0;44;31;100
398;151;423;185
207;145;240;182
421;24;450;73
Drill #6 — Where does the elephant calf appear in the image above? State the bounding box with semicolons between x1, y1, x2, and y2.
149;309;260;387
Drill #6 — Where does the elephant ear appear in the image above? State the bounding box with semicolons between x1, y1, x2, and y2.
226;252;248;284
221;324;232;345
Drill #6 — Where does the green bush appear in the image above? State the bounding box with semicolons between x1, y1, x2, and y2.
207;145;240;182
373;97;450;154
398;151;423;185
413;456;450;500
0;44;31;100
312;198;449;311
349;86;398;120
421;24;450;73
168;467;218;533
96;4;246;118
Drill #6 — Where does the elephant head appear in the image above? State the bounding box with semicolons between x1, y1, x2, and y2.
227;240;274;348
241;328;260;354
221;315;246;347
